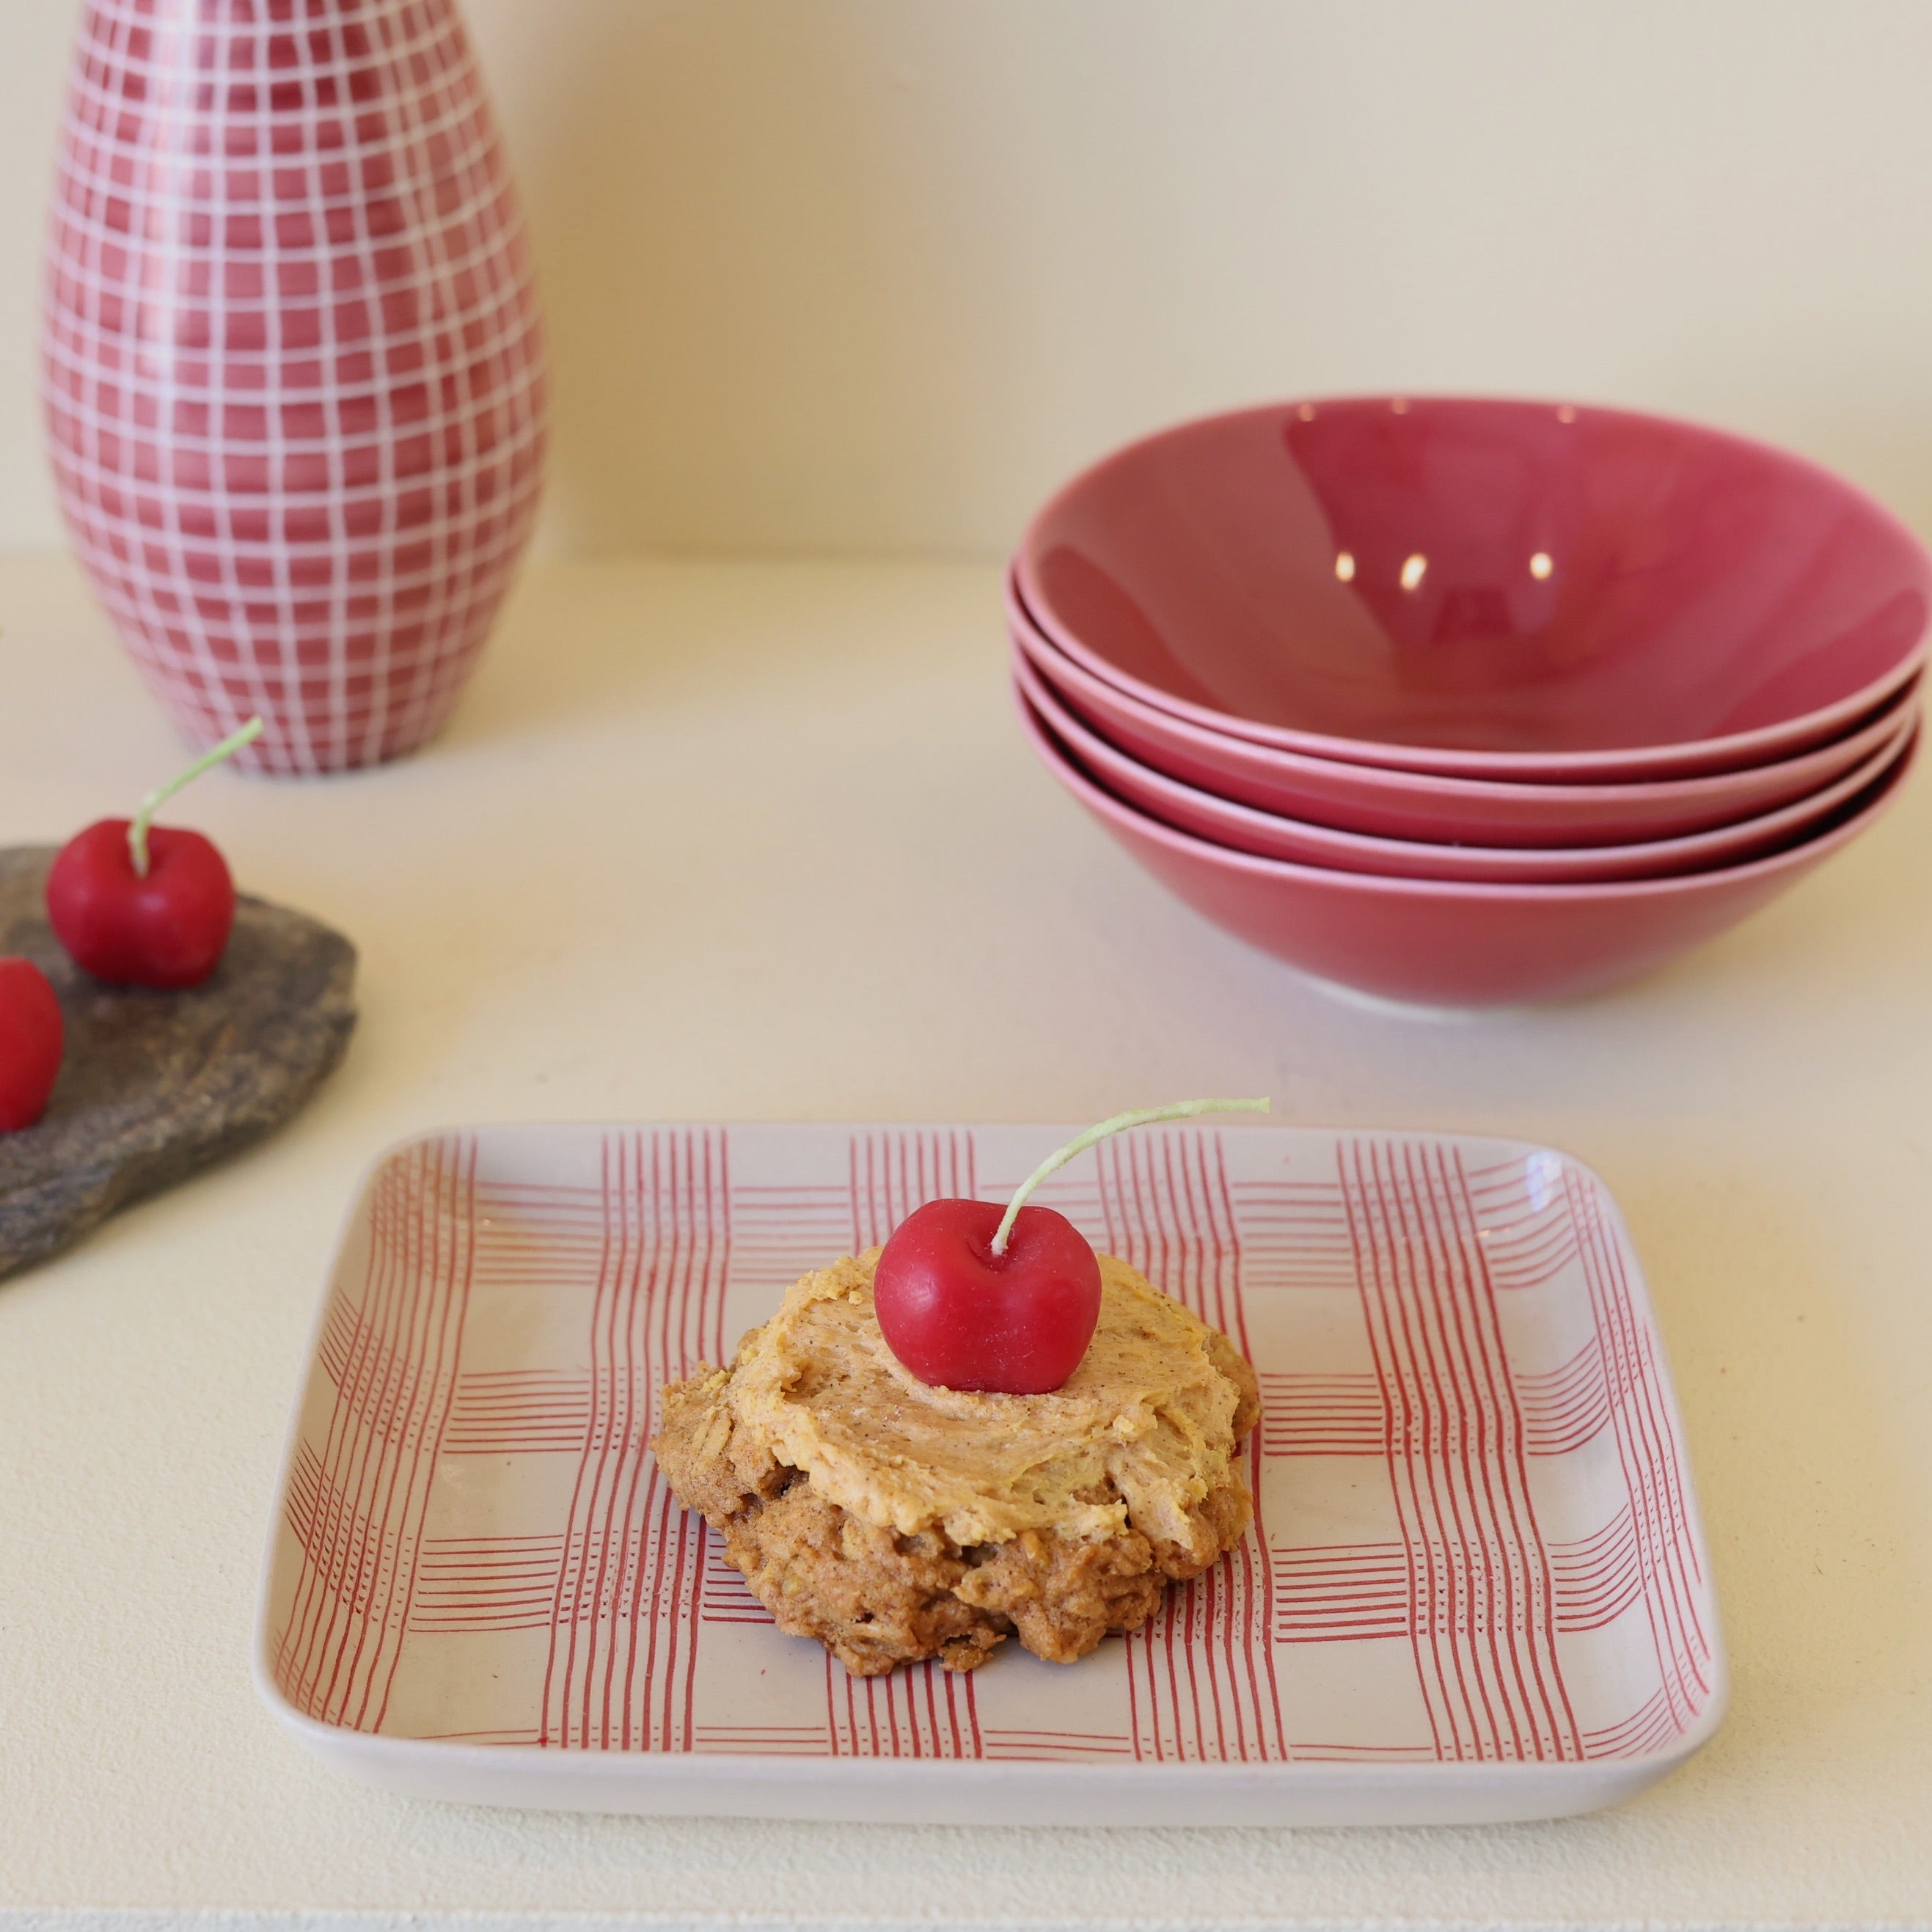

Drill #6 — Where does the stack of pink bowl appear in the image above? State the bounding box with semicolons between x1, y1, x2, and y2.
1011;397;1928;1006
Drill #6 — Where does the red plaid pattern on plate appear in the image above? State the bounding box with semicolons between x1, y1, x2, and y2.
43;0;546;775
257;1122;1726;1823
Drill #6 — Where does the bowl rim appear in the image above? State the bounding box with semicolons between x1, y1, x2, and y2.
1014;394;1932;781
1014;644;1919;884
1010;572;1923;811
1016;670;1918;905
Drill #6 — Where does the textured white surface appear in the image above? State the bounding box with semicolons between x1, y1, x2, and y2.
12;1;1932;555
1;552;1930;1925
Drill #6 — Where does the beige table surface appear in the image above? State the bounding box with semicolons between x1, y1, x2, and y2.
1;550;1928;1931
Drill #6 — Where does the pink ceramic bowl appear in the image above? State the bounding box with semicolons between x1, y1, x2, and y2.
1016;686;1916;1006
1016;648;1917;885
1017;397;1931;782
1011;576;1921;847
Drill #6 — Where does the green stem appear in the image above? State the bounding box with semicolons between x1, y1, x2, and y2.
988;1097;1270;1256
128;717;265;878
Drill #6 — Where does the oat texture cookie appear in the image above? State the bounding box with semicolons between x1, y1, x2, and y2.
651;1248;1261;1677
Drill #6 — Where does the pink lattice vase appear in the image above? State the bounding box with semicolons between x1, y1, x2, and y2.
43;0;547;775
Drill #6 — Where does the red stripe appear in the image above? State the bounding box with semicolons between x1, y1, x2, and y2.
540;1128;721;1749
273;1137;477;1732
944;1667;965;1758
1188;1136;1245;1760
574;1129;643;1745
1094;1130;1285;1763
1371;1136;1499;1757
1410;1141;1523;1752
1341;1138;1452;1761
1410;1141;1528;1754
1214;1137;1289;1760
1436;1142;1581;1758
586;1131;648;1746
329;1138;447;1727
629;1136;684;1748
538;1134;621;1746
1564;1167;1711;1732
282;1141;417;1716
369;1128;479;1723
1332;1139;1594;1763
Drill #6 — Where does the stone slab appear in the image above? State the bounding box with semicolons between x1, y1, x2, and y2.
0;844;356;1281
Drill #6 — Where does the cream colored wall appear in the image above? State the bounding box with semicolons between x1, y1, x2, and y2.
7;0;1932;557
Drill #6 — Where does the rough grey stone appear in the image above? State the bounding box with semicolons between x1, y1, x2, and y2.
0;844;356;1281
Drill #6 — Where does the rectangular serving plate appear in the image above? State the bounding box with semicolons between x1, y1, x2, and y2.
255;1121;1725;1826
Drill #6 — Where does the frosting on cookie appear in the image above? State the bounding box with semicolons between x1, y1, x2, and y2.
723;1247;1246;1549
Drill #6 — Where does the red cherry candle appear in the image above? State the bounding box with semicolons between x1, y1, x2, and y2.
46;719;262;991
0;956;64;1132
873;1097;1269;1394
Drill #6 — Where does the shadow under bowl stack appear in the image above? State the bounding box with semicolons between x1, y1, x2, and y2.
1011;396;1928;1005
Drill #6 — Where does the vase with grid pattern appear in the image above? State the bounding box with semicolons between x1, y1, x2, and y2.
43;0;546;776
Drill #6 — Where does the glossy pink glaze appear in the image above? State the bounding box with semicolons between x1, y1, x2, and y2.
1017;398;1931;780
1011;578;1920;847
1016;650;1917;885
1016;689;1914;1006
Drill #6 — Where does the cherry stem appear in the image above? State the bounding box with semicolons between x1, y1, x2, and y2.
127;717;265;879
988;1097;1270;1257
